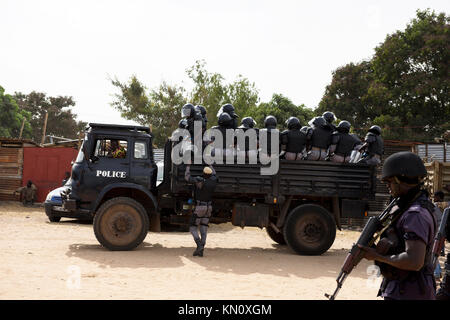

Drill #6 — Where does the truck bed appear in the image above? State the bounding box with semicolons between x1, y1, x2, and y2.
168;160;376;200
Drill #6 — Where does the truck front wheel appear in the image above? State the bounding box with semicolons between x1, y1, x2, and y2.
93;197;149;251
283;204;336;255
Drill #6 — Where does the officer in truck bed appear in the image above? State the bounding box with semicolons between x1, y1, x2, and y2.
184;164;218;257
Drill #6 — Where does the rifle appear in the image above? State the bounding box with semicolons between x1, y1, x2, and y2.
431;207;449;269
325;198;401;300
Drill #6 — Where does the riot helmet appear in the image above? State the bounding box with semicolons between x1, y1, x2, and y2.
285;117;301;130
308;116;327;128
240;117;256;129
337;120;351;133
195;105;207;120
217;103;238;119
381;151;427;181
300;126;310;134
181;103;195;118
178;119;188;129
264;115;277;129
322;111;336;124
368;125;382;135
218;112;233;127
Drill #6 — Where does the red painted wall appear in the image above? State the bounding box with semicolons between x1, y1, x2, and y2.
22;148;78;203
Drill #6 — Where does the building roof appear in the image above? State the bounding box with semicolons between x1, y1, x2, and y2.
0;137;40;147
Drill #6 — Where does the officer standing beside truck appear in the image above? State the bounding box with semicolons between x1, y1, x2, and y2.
358;151;437;300
185;164;218;257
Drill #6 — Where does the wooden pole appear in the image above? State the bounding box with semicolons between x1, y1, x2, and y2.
41;112;48;145
19;118;25;139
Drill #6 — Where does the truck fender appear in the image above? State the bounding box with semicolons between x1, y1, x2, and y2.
94;183;159;214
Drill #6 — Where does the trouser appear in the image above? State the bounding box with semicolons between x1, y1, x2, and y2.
285;152;304;161
307;148;327;161
189;202;212;248
330;154;351;163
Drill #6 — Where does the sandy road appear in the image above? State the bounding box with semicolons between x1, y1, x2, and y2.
1;201;445;300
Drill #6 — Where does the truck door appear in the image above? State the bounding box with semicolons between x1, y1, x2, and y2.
82;137;130;202
130;138;154;190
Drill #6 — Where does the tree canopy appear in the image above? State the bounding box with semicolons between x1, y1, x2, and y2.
14;91;87;143
111;60;262;147
0;86;32;139
318;9;449;141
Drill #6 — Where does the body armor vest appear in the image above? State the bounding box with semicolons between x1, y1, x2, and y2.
334;133;360;157
310;126;332;149
282;129;307;153
366;132;384;156
193;176;218;202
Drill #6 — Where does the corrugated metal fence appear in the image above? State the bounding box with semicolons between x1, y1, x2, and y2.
416;143;449;162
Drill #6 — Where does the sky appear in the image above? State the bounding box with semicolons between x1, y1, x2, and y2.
1;0;449;126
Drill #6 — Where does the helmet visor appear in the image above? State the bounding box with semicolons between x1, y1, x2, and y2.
181;108;191;118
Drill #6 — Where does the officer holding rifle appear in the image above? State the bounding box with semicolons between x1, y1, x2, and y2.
357;152;437;300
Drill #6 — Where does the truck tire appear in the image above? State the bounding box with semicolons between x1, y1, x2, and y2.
283;204;336;255
93;197;149;251
266;225;286;245
48;214;61;222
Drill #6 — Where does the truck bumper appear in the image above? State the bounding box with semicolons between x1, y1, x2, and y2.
44;201;93;220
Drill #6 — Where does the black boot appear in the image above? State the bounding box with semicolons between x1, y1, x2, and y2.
193;239;203;256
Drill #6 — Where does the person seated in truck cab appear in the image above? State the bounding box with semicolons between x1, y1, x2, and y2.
107;140;126;159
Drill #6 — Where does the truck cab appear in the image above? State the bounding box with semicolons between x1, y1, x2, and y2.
45;124;159;240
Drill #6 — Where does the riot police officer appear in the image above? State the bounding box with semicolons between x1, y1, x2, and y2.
436;185;450;300
358;151;437;300
281;117;307;160
306;116;333;161
217;103;238;129
181;103;203;140
184;165;218;257
358;125;384;166
236;117;258;161
260;115;279;157
210;112;235;158
328;121;362;163
322;111;337;132
195;105;208;133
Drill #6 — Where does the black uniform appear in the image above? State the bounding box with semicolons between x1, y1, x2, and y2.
329;131;361;163
281;129;307;160
185;165;218;256
359;126;384;166
306;117;333;160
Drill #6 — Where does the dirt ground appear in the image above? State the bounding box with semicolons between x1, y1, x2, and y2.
0;201;447;300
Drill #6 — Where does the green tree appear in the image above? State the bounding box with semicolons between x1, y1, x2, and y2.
249;93;314;129
14;92;86;143
111;76;187;147
318;9;450;141
317;61;376;136
0;86;32;138
186;60;260;127
111;60;262;146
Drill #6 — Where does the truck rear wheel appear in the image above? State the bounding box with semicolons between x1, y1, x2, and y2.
266;225;286;245
283;204;336;255
93;197;149;251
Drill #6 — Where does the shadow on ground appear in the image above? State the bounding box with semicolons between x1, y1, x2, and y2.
66;240;370;281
